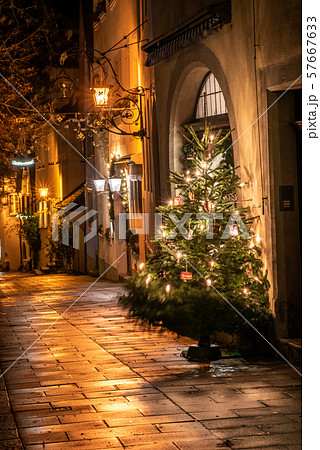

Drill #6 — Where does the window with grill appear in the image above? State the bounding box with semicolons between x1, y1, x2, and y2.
195;73;228;119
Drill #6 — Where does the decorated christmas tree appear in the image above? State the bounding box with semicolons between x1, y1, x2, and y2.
120;123;272;358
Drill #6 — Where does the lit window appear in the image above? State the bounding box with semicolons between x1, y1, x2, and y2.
195;73;228;119
9;194;20;216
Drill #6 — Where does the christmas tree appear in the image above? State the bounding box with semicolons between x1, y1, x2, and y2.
120;123;272;357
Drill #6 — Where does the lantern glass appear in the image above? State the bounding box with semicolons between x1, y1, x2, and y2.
93;179;106;192
108;177;122;193
93;87;109;107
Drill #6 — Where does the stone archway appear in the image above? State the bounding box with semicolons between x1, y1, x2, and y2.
166;42;237;177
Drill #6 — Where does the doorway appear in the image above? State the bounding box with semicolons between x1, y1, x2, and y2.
268;88;302;338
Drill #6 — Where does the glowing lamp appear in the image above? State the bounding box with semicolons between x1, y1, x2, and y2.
39;188;48;197
108;176;122;193
93;179;106;192
93;87;109;107
12;158;34;167
230;224;239;237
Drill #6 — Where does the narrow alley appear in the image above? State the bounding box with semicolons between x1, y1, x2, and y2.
0;274;301;449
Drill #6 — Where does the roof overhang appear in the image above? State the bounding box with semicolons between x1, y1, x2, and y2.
142;1;231;67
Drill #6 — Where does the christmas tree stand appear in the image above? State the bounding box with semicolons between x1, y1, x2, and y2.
186;344;221;361
185;326;221;361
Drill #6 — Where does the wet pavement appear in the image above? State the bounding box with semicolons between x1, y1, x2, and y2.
0;273;301;449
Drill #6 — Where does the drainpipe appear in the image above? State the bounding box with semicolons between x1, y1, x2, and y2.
253;0;267;214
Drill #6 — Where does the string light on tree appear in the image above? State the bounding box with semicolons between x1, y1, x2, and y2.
120;122;271;358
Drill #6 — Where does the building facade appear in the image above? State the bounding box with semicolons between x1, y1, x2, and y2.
0;0;301;341
91;0;301;338
141;0;301;338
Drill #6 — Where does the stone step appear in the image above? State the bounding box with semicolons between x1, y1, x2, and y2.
278;338;302;368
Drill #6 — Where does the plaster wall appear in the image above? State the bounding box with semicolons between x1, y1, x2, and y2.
150;0;301;337
0;210;21;271
93;0;157;278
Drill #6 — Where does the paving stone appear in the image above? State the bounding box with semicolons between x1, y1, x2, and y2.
0;274;302;449
21;431;69;445
0;438;24;449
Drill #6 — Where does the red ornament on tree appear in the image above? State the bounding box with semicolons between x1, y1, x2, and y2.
174;196;182;206
181;272;192;280
204;200;212;211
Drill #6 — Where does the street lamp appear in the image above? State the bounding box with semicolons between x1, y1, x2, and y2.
12;157;34;167
39;188;48;198
108;176;122;193
93;179;106;192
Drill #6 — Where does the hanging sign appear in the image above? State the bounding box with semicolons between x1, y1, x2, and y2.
174;196;182;206
181;271;192;280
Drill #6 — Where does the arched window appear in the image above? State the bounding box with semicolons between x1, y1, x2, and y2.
195;72;229;127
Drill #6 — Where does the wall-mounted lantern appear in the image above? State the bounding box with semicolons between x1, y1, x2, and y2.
12;157;34;167
51;32;149;140
39;188;48;198
108;176;122;193
92;87;109;107
93;179;106;192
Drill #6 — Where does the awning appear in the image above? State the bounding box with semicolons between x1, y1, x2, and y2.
142;2;231;67
54;183;85;209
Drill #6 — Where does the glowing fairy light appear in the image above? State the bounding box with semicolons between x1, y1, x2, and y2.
195;170;200;176
210;261;214;268
186;177;191;183
146;276;152;285
139;263;144;270
169;200;173;207
206;279;212;286
176;251;182;261
165;284;171;293
200;224;205;231
239;182;246;187
243;287;249;295
256;234;261;244
229;225;239;237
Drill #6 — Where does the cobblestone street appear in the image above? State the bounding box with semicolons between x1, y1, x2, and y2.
0;274;301;449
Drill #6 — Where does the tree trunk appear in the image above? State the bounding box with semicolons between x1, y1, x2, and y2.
198;324;211;347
